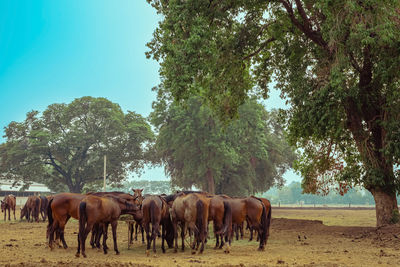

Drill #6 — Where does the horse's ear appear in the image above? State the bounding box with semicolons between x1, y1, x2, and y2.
139;189;143;193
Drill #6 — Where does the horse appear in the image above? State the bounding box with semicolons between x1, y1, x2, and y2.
170;192;210;254
248;197;272;244
25;195;41;222
75;194;139;258
132;188;144;206
208;195;232;252
141;195;174;255
47;191;139;250
1;194;16;221
221;195;270;251
20;203;29;221
39;196;49;221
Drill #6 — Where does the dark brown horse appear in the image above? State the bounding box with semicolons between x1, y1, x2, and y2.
20;203;29;220
1;194;16;221
141;195;174;255
170;192;210;254
221;195;270;251
76;194;139;258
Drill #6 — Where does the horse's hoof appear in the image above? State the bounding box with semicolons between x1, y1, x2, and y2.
191;250;196;255
146;250;150;257
82;253;87;258
257;247;265;251
75;253;80;257
116;251;120;255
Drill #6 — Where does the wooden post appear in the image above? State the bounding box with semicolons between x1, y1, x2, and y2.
103;155;106;192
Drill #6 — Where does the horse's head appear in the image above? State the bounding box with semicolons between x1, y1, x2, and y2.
0;200;5;212
132;188;144;206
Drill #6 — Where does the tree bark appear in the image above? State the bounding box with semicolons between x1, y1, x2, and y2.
370;188;398;227
206;168;215;194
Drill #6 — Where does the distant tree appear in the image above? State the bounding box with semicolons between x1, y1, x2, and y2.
147;0;400;226
0;97;154;193
150;89;295;195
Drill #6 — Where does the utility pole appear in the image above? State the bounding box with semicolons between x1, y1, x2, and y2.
103;155;106;192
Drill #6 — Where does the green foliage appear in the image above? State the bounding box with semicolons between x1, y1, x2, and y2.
149;89;295;196
146;0;400;199
0;97;154;193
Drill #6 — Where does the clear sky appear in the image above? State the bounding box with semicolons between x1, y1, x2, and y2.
0;1;300;184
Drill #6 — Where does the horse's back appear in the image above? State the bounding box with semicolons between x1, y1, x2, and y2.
51;193;85;220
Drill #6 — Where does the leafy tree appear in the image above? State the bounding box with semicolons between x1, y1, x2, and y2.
146;0;400;226
0;97;154;193
150;88;295;195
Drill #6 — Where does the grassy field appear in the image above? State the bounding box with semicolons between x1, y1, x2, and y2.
273;207;377;227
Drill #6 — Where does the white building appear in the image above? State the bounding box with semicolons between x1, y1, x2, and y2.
0;180;52;205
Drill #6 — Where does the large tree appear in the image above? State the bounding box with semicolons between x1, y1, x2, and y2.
0;96;154;193
147;0;400;226
150;88;294;195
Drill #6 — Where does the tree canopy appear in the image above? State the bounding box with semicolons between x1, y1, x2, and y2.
147;0;400;226
150;87;295;195
0;96;154;193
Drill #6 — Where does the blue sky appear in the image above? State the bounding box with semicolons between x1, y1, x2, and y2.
0;1;299;184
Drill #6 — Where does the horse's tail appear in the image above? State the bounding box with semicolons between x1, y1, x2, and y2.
47;199;54;239
216;200;232;235
259;201;268;246
265;201;271;243
79;201;87;240
195;199;204;237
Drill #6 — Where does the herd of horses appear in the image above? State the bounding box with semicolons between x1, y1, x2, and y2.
1;190;271;258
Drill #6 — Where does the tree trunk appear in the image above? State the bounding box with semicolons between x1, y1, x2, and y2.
370;188;398;227
206;168;215;194
69;183;82;193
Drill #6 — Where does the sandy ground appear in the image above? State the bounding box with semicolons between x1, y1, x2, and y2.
0;208;399;266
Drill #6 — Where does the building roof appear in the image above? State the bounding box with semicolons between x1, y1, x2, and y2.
0;180;51;192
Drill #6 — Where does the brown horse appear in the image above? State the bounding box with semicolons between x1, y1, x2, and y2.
170;192;210;254
76;194;139;258
132;188;144;206
47;191;139;250
248;197;272;244
221;195;270;251
128;209;144;245
208;195;232;252
20;203;29;220
25;195;41;222
1;194;16;221
39;196;49;221
141;195;174;255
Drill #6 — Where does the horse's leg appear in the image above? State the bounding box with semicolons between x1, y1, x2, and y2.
181;224;186;252
13;207;16;220
152;223;157;254
76;232;81;257
129;223;134;244
95;225;103;249
141;224;145;244
8;207;11;221
59;218;69;249
173;221;178;253
111;220;119;255
81;224;92;258
161;223;166;253
103;223;109;253
215;234;219;249
144;222;151;256
240;222;244;239
134;222;138;241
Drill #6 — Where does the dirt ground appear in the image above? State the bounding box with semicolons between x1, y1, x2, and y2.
1;208;400;267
